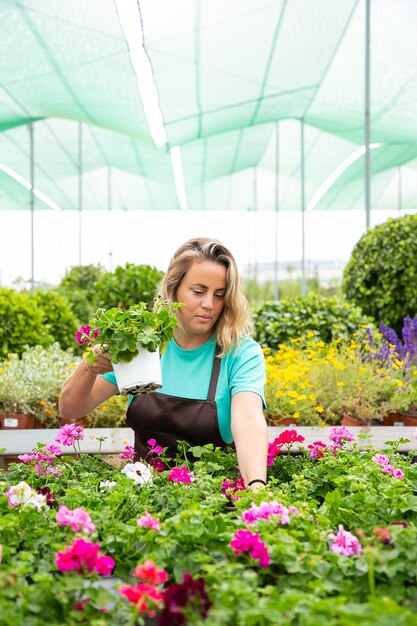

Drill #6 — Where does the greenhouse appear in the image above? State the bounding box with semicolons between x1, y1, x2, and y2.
1;1;417;624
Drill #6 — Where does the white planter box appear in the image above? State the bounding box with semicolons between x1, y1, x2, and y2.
1;425;417;457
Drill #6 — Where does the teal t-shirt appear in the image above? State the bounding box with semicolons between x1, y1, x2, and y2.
102;334;266;444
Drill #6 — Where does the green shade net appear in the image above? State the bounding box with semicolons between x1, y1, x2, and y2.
1;0;417;211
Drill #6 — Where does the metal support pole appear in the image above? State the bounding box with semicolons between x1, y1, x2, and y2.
364;0;371;230
273;123;279;301
107;167;113;271
78;122;83;265
253;167;258;284
300;119;306;296
398;166;402;216
29;121;35;289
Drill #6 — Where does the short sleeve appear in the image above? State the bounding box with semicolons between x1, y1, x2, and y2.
228;338;266;408
100;370;118;388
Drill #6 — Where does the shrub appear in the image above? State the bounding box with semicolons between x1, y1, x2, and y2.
0;288;51;356
253;293;374;352
27;289;79;351
58;264;106;323
0;343;77;425
342;213;417;334
93;263;164;311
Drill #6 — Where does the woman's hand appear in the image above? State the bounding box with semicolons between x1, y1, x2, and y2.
86;345;113;375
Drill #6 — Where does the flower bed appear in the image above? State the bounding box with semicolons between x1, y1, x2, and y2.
2;425;417;624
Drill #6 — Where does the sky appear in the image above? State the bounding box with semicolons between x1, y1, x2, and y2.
0;207;411;289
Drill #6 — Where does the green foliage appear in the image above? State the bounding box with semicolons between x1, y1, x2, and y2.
93;262;164;311
26;289;79;351
0;288;50;356
253;293;374;351
342;214;417;334
58;263;106;323
86;300;182;364
3;435;417;623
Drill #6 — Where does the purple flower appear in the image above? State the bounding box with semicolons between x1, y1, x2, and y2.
159;573;212;626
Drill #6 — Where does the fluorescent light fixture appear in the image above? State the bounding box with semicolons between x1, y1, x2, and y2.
0;162;61;211
307;143;382;211
115;0;168;148
170;146;188;211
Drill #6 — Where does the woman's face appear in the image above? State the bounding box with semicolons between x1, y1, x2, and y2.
175;259;227;345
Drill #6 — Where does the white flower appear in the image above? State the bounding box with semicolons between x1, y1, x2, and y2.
26;493;47;511
99;480;117;491
121;462;153;485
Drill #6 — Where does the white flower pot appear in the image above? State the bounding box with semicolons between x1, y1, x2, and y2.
112;346;162;395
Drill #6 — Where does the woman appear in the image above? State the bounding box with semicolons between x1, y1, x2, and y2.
59;238;268;489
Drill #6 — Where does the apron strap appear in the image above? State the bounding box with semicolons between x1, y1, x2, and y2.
207;344;221;401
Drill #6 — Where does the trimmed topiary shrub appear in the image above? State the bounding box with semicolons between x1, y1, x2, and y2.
27;289;79;351
253;293;374;352
0;288;51;356
93;263;164;310
342;214;417;334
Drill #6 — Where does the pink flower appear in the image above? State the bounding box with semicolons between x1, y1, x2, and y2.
242;501;295;525
56;538;114;576
328;524;362;556
137;511;161;531
43;444;62;457
133;560;168;584
119;445;135;461
274;430;305;446
168;465;194;484
17;454;37;463
382;464;396;474
372;454;389;466
328;426;355;444
56;505;96;533
230;529;270;568
308;441;327;458
392;468;405;480
147;438;163;455
75;325;99;345
55;424;84;447
221;478;246;502
267;440;281;466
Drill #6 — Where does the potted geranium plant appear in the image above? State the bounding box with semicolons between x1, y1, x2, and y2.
76;299;182;395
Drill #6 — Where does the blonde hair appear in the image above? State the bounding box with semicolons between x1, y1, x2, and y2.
156;237;253;355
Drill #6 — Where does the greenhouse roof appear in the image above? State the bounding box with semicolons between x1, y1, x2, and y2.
1;0;417;211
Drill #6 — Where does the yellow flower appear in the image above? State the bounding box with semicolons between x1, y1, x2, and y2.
315;406;325;413
337;382;345;387
39;400;47;406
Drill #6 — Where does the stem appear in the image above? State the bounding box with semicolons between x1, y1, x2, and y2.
367;555;376;598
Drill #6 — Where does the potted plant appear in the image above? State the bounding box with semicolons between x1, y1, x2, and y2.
76;299;182;395
0;344;77;429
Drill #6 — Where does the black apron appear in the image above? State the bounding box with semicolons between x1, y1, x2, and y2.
126;345;227;460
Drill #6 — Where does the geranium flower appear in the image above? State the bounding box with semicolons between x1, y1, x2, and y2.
6;482;47;510
230;529;270;568
133;560;168;584
148;456;168;472
168;465;194;484
119;582;163;616
75;325;100;346
328;426;355;444
137;511;161;531
372;453;390;466
56;505;96;533
147;438;163;455
328;524;362;556
160;573;212;626
121;462;153;485
54;424;84;447
242;501;296;525
221;478;246;502
56;538;114;576
119;445;135;461
308;441;327;458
